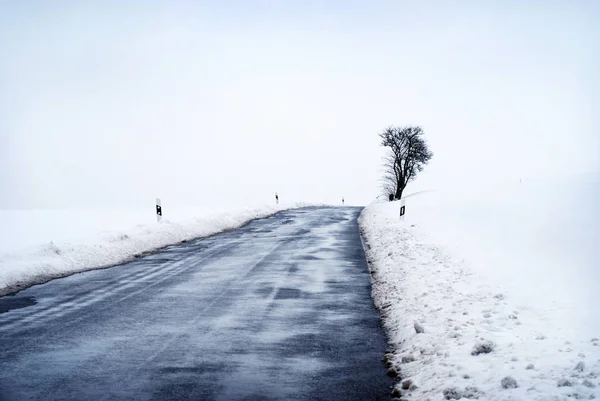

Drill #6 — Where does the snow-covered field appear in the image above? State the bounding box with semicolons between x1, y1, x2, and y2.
359;178;600;400
0;203;305;296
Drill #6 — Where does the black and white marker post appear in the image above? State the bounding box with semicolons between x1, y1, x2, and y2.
156;197;162;223
399;198;406;221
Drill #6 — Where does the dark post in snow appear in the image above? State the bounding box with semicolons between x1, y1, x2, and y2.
156;197;162;223
399;199;406;221
275;192;279;205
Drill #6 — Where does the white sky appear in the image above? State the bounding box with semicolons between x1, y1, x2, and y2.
1;1;598;209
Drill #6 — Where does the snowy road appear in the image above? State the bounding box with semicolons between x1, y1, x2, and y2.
0;207;392;401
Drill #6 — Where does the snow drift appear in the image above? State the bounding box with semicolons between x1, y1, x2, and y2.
0;203;304;296
359;176;600;400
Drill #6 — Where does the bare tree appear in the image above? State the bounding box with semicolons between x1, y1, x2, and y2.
380;126;433;200
379;153;398;196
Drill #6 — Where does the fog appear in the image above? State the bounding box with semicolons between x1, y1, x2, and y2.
1;1;598;210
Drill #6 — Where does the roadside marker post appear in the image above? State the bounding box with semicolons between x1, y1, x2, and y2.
399;199;406;221
156;198;162;223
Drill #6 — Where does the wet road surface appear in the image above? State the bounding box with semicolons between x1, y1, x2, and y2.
0;207;393;400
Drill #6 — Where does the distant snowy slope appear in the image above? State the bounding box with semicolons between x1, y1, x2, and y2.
0;203;304;296
0;205;248;255
359;177;600;400
407;178;600;337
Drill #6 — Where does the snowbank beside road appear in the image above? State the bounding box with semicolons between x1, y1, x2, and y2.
0;203;303;296
359;178;600;400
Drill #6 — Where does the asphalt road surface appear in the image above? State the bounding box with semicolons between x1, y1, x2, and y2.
0;207;393;401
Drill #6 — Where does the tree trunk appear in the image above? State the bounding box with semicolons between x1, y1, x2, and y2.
395;185;404;200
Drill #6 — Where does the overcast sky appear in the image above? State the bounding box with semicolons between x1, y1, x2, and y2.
1;0;598;209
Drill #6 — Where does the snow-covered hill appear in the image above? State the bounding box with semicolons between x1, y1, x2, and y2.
359;177;600;400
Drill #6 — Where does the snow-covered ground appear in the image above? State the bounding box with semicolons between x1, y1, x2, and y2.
0;203;307;296
359;177;600;400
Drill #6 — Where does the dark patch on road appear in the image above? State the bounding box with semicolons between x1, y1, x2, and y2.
254;286;274;297
317;247;336;253
274;287;303;300
0;296;37;314
159;364;222;375
274;333;323;356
